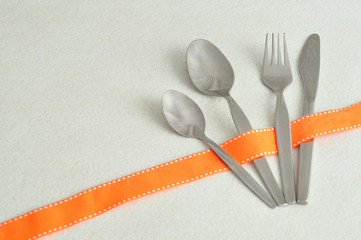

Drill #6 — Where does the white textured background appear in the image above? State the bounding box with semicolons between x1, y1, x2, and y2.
1;1;361;239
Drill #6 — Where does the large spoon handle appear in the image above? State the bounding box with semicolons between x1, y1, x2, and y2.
225;95;252;132
201;135;277;208
275;91;295;204
225;95;285;206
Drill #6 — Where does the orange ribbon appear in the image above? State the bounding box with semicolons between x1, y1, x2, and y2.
1;102;360;240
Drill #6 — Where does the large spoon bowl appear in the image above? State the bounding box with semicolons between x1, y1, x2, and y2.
187;39;234;96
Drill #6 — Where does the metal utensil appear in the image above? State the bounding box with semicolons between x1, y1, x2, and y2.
297;34;320;204
261;33;295;204
162;90;277;208
187;39;286;206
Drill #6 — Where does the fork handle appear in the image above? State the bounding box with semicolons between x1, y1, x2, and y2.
275;91;296;204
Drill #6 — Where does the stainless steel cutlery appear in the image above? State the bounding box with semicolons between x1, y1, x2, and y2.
162;33;321;207
297;34;321;204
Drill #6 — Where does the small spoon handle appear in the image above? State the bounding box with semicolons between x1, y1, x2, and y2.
201;135;277;208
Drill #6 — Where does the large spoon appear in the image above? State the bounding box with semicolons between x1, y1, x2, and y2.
162;90;276;208
187;39;285;206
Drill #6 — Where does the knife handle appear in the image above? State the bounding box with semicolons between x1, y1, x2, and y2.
297;101;315;204
297;141;314;204
274;91;296;204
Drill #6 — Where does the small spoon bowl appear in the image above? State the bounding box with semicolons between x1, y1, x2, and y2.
162;90;205;139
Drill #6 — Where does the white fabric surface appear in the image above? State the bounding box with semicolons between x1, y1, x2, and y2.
1;1;361;239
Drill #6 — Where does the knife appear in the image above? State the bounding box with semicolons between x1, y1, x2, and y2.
297;34;320;204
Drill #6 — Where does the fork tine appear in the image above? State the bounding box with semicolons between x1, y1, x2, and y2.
271;33;276;65
283;33;290;66
263;33;269;65
277;33;281;65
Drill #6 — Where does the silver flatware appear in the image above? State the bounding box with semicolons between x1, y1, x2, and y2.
162;90;277;208
186;39;285;206
262;33;295;204
297;34;320;204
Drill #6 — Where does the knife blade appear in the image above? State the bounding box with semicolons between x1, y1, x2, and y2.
297;34;320;204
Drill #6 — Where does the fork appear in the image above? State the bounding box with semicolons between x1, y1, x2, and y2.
261;33;295;204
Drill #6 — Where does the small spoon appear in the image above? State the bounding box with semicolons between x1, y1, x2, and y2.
187;39;286;206
162;90;276;208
